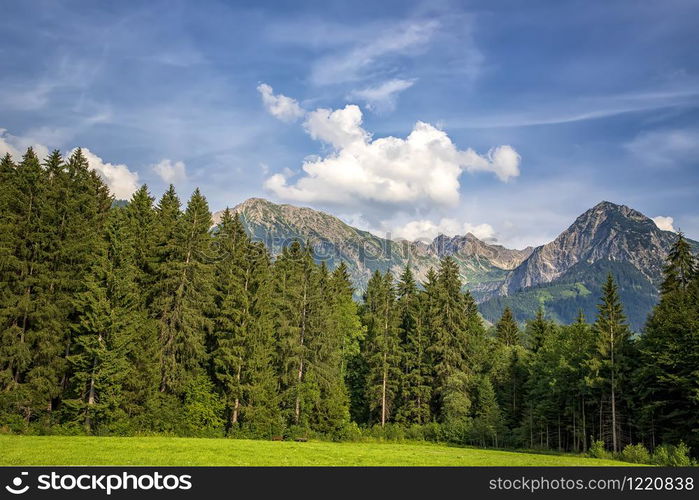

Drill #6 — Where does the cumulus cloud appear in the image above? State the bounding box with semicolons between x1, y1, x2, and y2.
0;128;50;160
264;102;520;210
347;78;415;112
391;218;496;242
302;105;369;148
152;159;187;184
3;128;140;199
652;215;676;232
257;83;305;122
77;148;140;199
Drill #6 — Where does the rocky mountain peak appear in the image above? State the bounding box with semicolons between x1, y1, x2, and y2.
499;200;678;295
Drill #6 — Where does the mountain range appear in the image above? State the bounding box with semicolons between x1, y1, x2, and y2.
213;198;697;331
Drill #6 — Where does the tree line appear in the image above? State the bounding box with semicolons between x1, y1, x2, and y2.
0;148;697;458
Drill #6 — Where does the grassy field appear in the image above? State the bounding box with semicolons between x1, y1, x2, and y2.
0;435;635;466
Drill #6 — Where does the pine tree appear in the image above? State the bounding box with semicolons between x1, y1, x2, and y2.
396;265;431;424
428;257;486;421
327;262;364;377
638;233;699;451
526;308;549;352
271;241;325;431
588;273;632;453
123;185;157;303
472;376;503;447
66;209;154;432
362;270;401;427
211;209;280;435
495;307;520;346
1;148;60;420
307;262;350;435
660;232;696;295
320;262;362;432
150;188;214;395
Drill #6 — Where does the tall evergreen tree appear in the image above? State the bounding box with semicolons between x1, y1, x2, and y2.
150;188;214;395
362;271;401;427
638;233;699;451
271;242;326;431
660;232;696;295
526;308;549;352
327;262;364;378
428;257;487;422
588;273;632;453
211;209;280;435
66;209;156;432
396;265;431;424
123;185;157;303
495;307;520;346
307;262;350;435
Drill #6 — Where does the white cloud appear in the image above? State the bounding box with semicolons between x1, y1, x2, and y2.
264;102;520;210
152;158;187;184
348;78;415;112
77;148;140;199
257;83;305;122
0;128;50;161
3;129;139;199
311;20;438;85
391;217;496;242
303;105;369;148
652;215;676;232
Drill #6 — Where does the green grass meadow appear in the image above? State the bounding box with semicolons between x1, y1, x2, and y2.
0;435;635;466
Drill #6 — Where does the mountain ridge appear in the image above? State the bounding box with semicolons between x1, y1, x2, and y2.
212;197;696;329
213;198;529;292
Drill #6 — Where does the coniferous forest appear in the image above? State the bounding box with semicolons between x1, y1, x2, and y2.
1;148;698;462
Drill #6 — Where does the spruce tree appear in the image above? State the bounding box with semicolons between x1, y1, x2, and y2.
428;257;486;422
396;265;431;424
1;148;59;420
327;262;364;377
638;233;699;451
562;311;595;452
150;188;214;395
588;273;632;453
495;307;520;346
211;209;280;435
526;308;549;352
362;270;401;427
43;148;112;413
123;185;157;303
307;262;350;435
271;242;325;431
660;232;696;294
66;209;155;432
472;376;503;447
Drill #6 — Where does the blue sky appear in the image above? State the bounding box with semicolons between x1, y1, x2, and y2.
1;0;698;247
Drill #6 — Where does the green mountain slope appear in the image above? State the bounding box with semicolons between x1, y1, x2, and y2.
479;259;658;331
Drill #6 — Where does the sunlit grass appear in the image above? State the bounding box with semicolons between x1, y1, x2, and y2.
0;435;635;466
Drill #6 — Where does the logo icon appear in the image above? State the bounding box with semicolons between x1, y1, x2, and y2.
5;472;29;495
